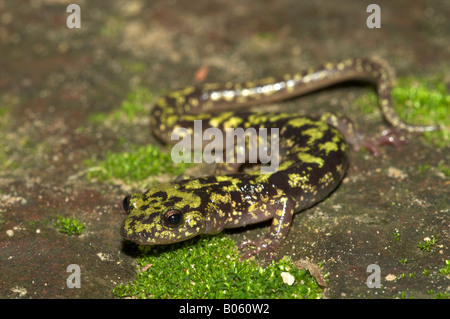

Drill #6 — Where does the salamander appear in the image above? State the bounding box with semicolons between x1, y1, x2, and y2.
120;58;436;260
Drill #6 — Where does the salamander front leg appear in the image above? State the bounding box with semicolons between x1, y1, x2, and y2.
239;195;296;260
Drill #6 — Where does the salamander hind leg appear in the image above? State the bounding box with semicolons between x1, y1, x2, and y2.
319;112;408;156
239;194;296;260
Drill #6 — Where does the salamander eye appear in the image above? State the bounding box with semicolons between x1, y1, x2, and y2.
123;196;131;213
164;209;183;228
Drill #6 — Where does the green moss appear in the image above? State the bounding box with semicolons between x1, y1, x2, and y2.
393;291;409;299
119;59;147;74
354;90;379;115
257;32;276;41
0;99;13;170
417;236;438;252
0;105;8;118
84;85;191;184
120;87;154;121
392;229;401;241
417;164;430;173
28;220;39;226
438;163;450;177
88;112;109;124
100;15;126;38
89;86;155;124
433;292;450;299
354;76;449;148
85;144;191;183
54;216;85;236
113;235;323;299
438;260;450;276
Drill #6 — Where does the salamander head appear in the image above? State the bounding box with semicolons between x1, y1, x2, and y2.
120;183;205;245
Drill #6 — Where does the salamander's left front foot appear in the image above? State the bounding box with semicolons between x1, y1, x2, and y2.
238;196;295;260
238;237;278;261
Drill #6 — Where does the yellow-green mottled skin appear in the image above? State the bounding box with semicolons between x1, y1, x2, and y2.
120;58;436;259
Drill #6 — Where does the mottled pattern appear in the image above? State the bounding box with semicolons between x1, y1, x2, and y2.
120;58;434;259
